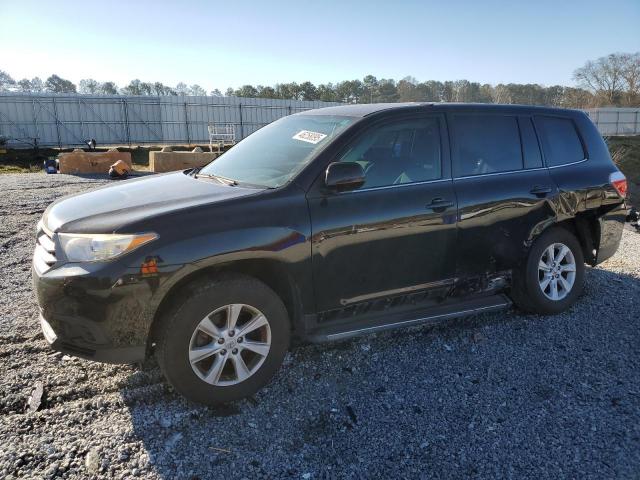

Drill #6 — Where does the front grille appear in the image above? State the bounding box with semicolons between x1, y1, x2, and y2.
34;225;57;273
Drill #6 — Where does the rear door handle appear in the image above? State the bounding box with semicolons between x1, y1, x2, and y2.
530;185;552;196
426;198;454;211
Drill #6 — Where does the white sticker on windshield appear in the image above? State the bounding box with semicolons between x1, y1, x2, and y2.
292;130;327;144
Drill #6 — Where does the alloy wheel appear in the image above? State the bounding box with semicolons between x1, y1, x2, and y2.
188;304;271;386
537;242;577;301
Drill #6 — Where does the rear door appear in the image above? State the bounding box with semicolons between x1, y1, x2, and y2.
307;113;458;313
449;111;558;276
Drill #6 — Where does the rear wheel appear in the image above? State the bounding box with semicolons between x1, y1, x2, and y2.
511;227;585;314
156;274;290;405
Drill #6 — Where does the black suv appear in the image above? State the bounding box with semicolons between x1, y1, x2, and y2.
33;103;628;405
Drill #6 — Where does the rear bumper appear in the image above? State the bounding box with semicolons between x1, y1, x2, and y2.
596;203;628;264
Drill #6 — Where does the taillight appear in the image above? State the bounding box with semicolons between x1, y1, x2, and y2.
610;171;628;198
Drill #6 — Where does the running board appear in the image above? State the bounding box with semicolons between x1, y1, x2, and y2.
307;294;512;343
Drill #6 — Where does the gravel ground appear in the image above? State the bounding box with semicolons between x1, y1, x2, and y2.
1;172;639;479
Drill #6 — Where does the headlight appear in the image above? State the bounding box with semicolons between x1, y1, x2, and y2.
58;232;158;262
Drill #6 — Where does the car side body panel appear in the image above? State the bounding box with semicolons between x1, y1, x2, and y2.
31;103;628;364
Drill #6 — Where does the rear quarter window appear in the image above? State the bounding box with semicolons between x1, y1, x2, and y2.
534;116;585;167
452;114;523;177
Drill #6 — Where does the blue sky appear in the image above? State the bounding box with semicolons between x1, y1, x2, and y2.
1;0;639;91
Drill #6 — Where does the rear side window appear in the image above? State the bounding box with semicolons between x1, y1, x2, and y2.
452;114;523;177
518;117;543;169
535;116;585;167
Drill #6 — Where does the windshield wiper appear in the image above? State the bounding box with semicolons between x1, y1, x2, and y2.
194;172;236;185
194;172;271;189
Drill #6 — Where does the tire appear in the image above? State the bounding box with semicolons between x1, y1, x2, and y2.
156;274;290;405
511;227;585;315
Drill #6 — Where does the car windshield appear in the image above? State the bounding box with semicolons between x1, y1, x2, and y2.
199;114;356;188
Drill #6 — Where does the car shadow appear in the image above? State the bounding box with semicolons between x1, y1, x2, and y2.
124;263;640;478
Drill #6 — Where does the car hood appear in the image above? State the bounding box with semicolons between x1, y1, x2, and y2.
44;171;262;233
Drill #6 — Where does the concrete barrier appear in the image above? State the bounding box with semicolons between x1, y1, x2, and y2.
149;149;219;173
58;149;133;174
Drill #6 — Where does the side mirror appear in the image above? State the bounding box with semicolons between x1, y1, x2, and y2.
325;162;365;192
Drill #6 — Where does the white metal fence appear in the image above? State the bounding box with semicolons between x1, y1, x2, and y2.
584;108;640;136
0;94;341;148
1;95;638;148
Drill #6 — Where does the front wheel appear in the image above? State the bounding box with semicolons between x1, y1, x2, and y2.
156;274;290;405
511;227;585;314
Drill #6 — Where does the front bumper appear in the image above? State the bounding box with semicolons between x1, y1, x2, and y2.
39;313;145;363
32;259;160;365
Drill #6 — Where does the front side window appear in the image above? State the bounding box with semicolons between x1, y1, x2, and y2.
535;116;585;167
339;118;442;189
199;114;355;188
452;114;523;177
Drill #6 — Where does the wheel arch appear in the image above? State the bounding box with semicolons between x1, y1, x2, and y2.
146;259;304;357
528;212;601;266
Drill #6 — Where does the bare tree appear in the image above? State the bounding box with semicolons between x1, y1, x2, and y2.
620;52;640;106
573;53;628;105
492;84;511;104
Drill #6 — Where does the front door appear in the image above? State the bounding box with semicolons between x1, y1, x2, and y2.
307;114;458;313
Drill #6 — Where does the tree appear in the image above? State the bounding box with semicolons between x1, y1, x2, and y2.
335;80;364;103
492;84;511;104
140;82;154;96
2;55;634;108
620;52;640;106
0;70;16;91
275;82;302;100
421;80;445;102
478;84;494;103
122;79;143;96
189;84;206;96
316;83;338;102
30;77;44;92
560;87;593;108
99;81;118;95
17;78;32;92
299;81;318;101
362;75;379;103
397;78;419;102
544;85;565;107
175;82;189;96
573;53;627;105
235;85;258;98
44;74;77;93
441;81;455;102
257;86;277;98
152;82;175;96
79;78;100;94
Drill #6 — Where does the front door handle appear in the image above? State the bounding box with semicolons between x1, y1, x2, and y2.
530;185;552;197
426;197;454;211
